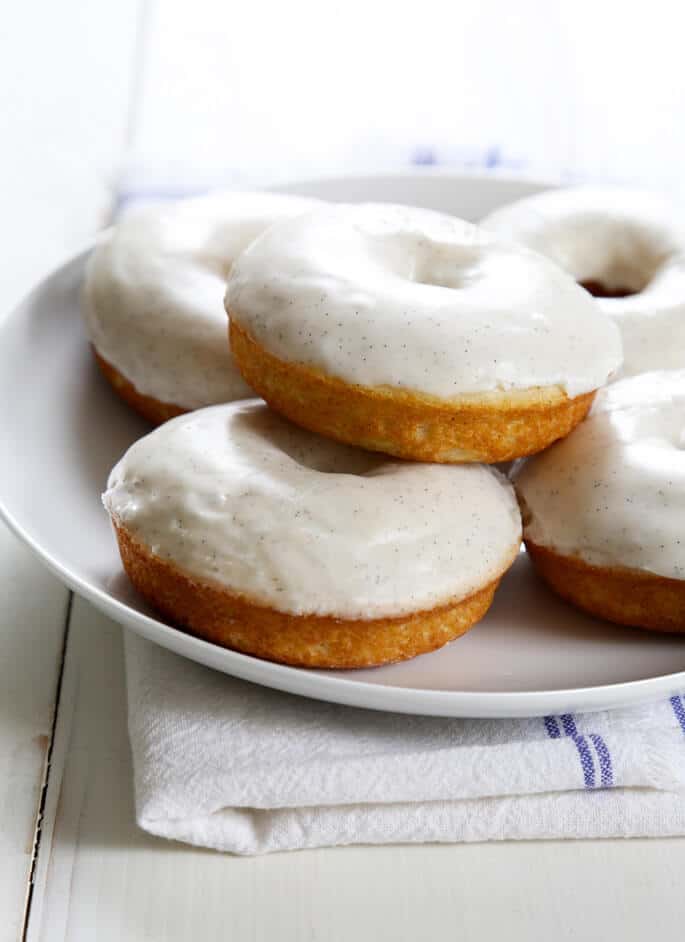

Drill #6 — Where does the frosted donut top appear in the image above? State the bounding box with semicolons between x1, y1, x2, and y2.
83;191;320;410
104;400;521;618
226;202;622;398
514;370;685;579
482;186;685;378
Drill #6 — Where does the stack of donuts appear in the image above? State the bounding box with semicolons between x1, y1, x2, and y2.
84;184;685;669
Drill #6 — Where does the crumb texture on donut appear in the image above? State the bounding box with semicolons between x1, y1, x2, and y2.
94;349;185;426
115;522;503;668
526;540;685;633
229;320;595;463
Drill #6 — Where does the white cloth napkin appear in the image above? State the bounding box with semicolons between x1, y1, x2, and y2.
124;632;685;855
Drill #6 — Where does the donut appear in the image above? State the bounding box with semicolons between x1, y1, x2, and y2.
482;186;685;378
103;400;521;667
83;191;319;424
225;203;622;464
514;370;685;632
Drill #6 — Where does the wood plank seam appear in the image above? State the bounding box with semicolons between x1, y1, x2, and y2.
19;5;151;936
20;593;73;941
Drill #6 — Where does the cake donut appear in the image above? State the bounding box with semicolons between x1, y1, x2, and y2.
225;203;622;463
83;191;319;424
482;186;685;378
103;400;521;667
514;370;685;632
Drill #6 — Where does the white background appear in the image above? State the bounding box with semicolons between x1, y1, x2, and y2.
127;0;685;193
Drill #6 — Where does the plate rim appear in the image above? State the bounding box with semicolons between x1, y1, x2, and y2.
3;171;685;718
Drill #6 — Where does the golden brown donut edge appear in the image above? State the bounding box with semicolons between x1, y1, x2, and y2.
228;319;596;464
113;521;520;668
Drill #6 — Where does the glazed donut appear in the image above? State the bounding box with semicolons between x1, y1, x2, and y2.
103;400;521;667
482;186;685;378
225;203;622;464
514;370;685;632
83;191;319;424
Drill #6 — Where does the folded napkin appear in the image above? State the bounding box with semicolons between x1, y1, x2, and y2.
125;632;685;855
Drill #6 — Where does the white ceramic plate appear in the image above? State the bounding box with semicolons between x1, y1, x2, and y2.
3;171;685;718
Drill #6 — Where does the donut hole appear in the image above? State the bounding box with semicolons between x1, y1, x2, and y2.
275;435;387;475
579;279;637;299
410;245;482;290
577;257;657;299
574;234;669;300
368;228;483;291
240;406;386;475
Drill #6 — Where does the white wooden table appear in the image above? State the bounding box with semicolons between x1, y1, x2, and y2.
3;4;685;939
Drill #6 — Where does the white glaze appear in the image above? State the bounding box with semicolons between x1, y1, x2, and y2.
482;187;685;378
226;202;622;398
104;400;521;618
514;370;685;579
83;191;320;409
